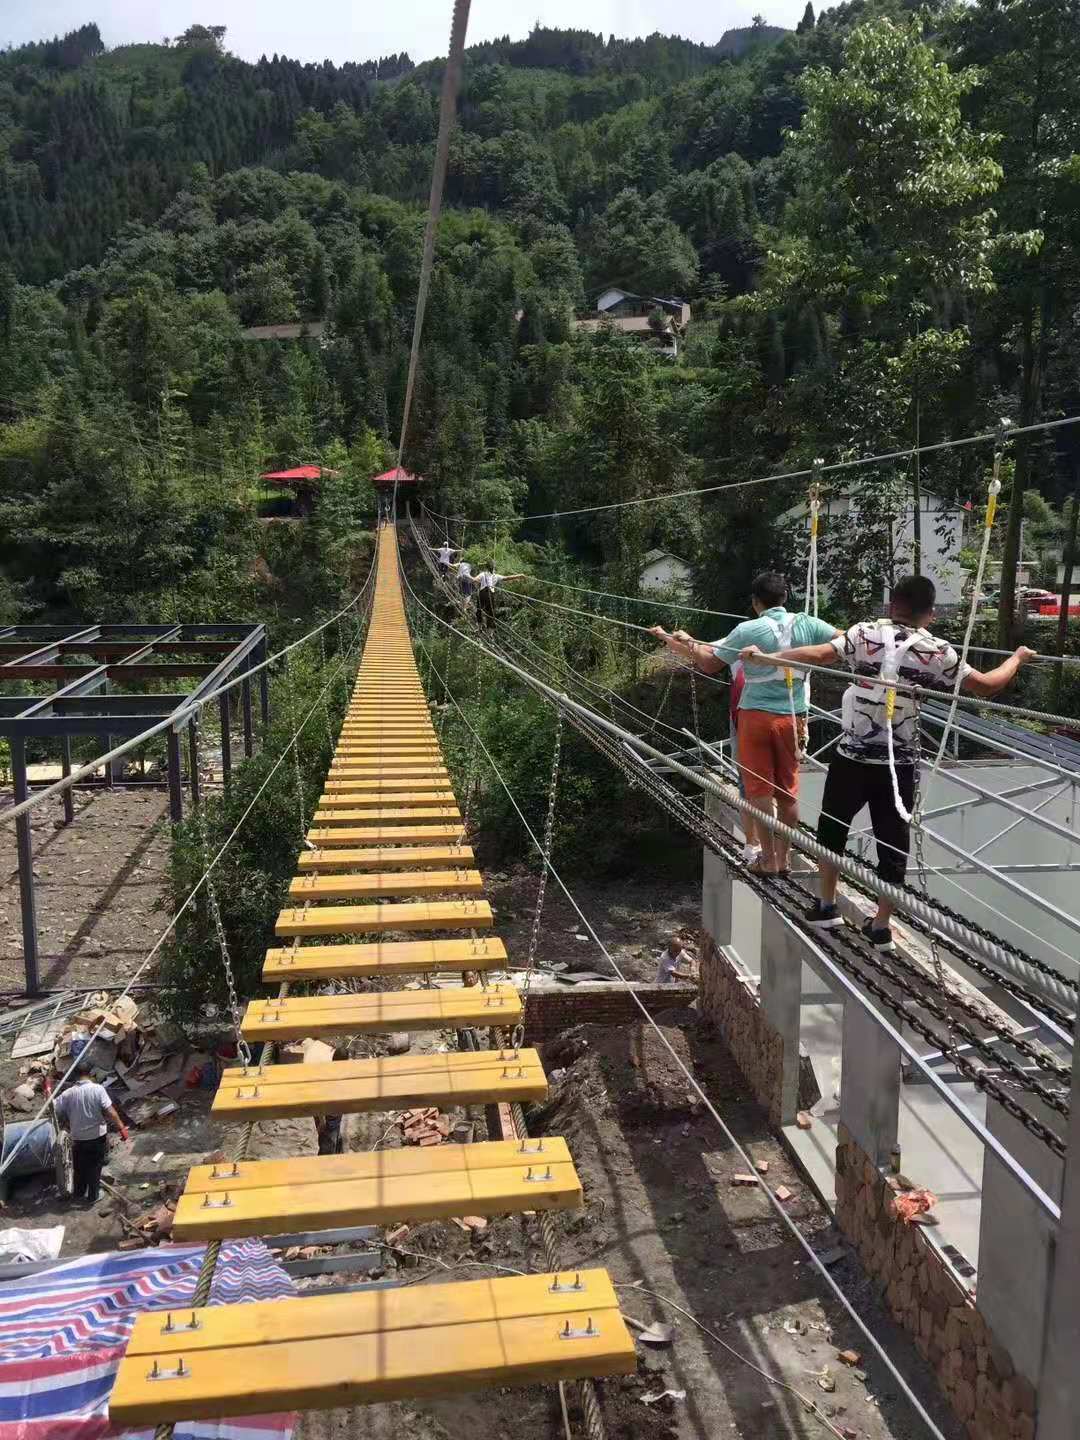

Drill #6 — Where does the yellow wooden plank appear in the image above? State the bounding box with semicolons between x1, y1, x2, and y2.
306;825;465;846
297;845;473;871
240;984;519;1040
325;772;449;785
312;807;461;825
221;1046;540;1087
316;790;454;808
274;898;491;936
111;1303;634;1424
127;1261;602;1351
243;981;517;1021
287;869;482;900
211;1060;546;1121
263;935;507;978
173;1158;577;1239
183;1136;570;1197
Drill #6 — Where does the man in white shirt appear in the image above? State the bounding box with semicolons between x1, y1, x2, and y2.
52;1069;129;1205
472;563;527;629
433;541;457;580
456;558;475;601
756;575;1035;949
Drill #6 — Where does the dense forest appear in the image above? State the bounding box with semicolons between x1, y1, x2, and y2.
3;7;1080;643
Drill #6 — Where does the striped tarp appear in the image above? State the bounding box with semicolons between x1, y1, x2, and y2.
0;1239;295;1439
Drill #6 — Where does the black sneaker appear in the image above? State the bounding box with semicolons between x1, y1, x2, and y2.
860;918;895;952
805;900;843;929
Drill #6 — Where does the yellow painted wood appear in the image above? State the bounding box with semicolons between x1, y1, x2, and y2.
220;1047;539;1091
288;869;482;900
240;983;520;1041
325;777;452;789
312;808;461;826
128;1264;598;1352
125;1268;612;1358
262;935;507;979
297;845;473;871
183;1136;571;1197
305;824;466;846
211;1059;546;1121
315;790;454;808
333;745;444;756
111;1283;633;1422
274;898;491;936
173;1158;579;1239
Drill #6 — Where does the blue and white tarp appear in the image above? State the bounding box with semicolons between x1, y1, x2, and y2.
0;1239;295;1440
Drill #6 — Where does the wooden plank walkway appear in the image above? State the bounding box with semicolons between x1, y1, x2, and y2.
108;522;630;1427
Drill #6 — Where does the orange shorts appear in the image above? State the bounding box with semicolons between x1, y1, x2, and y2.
737;709;800;802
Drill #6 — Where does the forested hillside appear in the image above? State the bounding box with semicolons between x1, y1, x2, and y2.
2;6;1079;646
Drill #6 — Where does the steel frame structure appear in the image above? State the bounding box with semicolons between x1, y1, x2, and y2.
0;624;269;994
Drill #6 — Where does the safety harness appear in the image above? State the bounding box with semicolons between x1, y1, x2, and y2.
842;620;926;823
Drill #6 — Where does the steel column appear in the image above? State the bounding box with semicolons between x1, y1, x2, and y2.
1039;1006;1080;1437
59;737;74;825
11;738;40;995
166;731;183;824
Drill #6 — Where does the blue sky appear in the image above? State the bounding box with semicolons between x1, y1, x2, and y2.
2;1;805;66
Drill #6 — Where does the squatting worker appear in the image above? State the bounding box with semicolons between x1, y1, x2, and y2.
52;1065;129;1206
752;575;1035;950
650;572;838;875
472;563;528;630
655;935;694;985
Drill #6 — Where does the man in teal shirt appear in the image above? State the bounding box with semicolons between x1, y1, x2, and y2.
650;572;838;873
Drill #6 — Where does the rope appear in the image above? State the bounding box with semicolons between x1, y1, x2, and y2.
930;427;1008;773
420;412;1080;525
390;0;471;520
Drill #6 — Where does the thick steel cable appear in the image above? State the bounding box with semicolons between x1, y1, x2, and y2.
390;0;471;521
1;555;378;830
404;576;1077;1007
404;596;950;1440
420;412;1080;524
410;514;1080;997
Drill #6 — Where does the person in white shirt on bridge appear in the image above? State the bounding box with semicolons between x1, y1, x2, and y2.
472;562;527;629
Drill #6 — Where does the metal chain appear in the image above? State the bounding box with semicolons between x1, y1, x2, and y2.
192;799;252;1072
511;707;564;1050
463;641;484;827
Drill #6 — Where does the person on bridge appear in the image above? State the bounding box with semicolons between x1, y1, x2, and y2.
649;572;838;876
433;540;458;581
745;574;1036;951
456;557;476;602
472;562;527;630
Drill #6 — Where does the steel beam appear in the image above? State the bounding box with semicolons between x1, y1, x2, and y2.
11;738;40;995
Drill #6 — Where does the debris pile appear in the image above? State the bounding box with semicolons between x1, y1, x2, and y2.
397;1107;452;1146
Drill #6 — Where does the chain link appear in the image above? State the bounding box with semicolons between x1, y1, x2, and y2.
283;648;309;845
318;629;335;752
511;707;564;1050
192;799;252;1071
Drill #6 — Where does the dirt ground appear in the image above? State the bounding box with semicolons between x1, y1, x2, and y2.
0;789;961;1440
0;786;171;994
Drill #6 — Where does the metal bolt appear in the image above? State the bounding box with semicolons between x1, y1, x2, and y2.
162;1313;173;1333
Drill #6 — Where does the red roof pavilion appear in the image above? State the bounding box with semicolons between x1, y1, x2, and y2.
372;467;421;487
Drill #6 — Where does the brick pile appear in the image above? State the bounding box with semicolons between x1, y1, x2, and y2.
835;1124;1035;1440
698;932;784;1125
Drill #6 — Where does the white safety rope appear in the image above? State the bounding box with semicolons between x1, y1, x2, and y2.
929;420;1010;773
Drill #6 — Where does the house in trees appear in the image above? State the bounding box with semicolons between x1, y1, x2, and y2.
783;484;966;608
639;549;693;597
241;321;327;342
573;287;691;358
259;465;338;518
